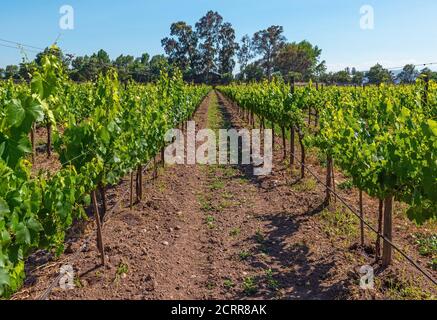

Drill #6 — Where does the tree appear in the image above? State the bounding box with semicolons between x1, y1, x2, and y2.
351;68;365;85
131;53;150;83
237;35;254;78
331;70;351;84
114;54;135;82
4;65;19;80
161;21;199;80
218;22;238;77
149;55;169;81
195;11;224;83
252;25;286;80
244;62;264;82
273;41;324;82
419;68;437;81
0;68;4;79
70;49;112;82
397;64;419;84
366;64;394;85
18;61;37;81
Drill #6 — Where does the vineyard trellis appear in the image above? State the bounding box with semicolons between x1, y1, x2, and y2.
219;78;437;284
0;46;210;297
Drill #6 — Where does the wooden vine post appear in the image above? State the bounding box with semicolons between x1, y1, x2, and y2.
290;126;295;166
130;171;134;209
289;80;296;166
136;165;143;202
382;195;394;267
331;159;336;203
359;190;365;247
91;190;105;266
325;155;333;204
281;127;287;160
376;199;384;260
297;128;305;179
46;122;52;158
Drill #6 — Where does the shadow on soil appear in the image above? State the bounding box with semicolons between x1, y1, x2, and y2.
215;91;352;300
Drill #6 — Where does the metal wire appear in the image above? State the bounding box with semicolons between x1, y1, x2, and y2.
0;38;45;51
0;42;40;54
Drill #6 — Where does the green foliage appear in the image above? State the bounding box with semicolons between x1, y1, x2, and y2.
220;79;437;225
0;50;210;298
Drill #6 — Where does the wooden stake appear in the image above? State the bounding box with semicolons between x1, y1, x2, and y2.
46;123;52;158
136;165;143;202
298;130;305;179
332;161;337;203
91;190;105;266
382;195;394;267
359;190;365;247
290;126;295;166
130;171;134;209
326;155;333;204
281;127;286;160
376;199;384;260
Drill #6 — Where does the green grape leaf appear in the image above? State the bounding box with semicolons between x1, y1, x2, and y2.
15;223;31;245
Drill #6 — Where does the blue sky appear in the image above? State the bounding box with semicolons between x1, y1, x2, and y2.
1;0;436;71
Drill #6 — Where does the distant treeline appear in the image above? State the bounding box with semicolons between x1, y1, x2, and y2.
1;11;436;85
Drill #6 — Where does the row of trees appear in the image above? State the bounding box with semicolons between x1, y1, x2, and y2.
321;64;437;85
0;47;169;83
161;11;326;83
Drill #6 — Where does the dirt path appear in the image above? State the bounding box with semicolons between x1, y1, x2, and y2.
13;90;434;301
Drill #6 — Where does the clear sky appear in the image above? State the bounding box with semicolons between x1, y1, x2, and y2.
1;0;436;72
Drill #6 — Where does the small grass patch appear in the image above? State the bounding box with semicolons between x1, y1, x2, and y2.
265;269;279;290
413;233;437;270
206;282;216;290
239;251;252;261
198;195;213;212
219;199;234;209
116;262;129;276
209;179;225;191
206;215;215;229
338;179;354;191
74;276;83;288
378;276;434;300
291;178;317;192
320;208;358;239
229;227;241;237
243;277;258;296
223;279;235;288
414;233;437;257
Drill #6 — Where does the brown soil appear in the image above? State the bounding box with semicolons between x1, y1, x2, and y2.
12;91;436;300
